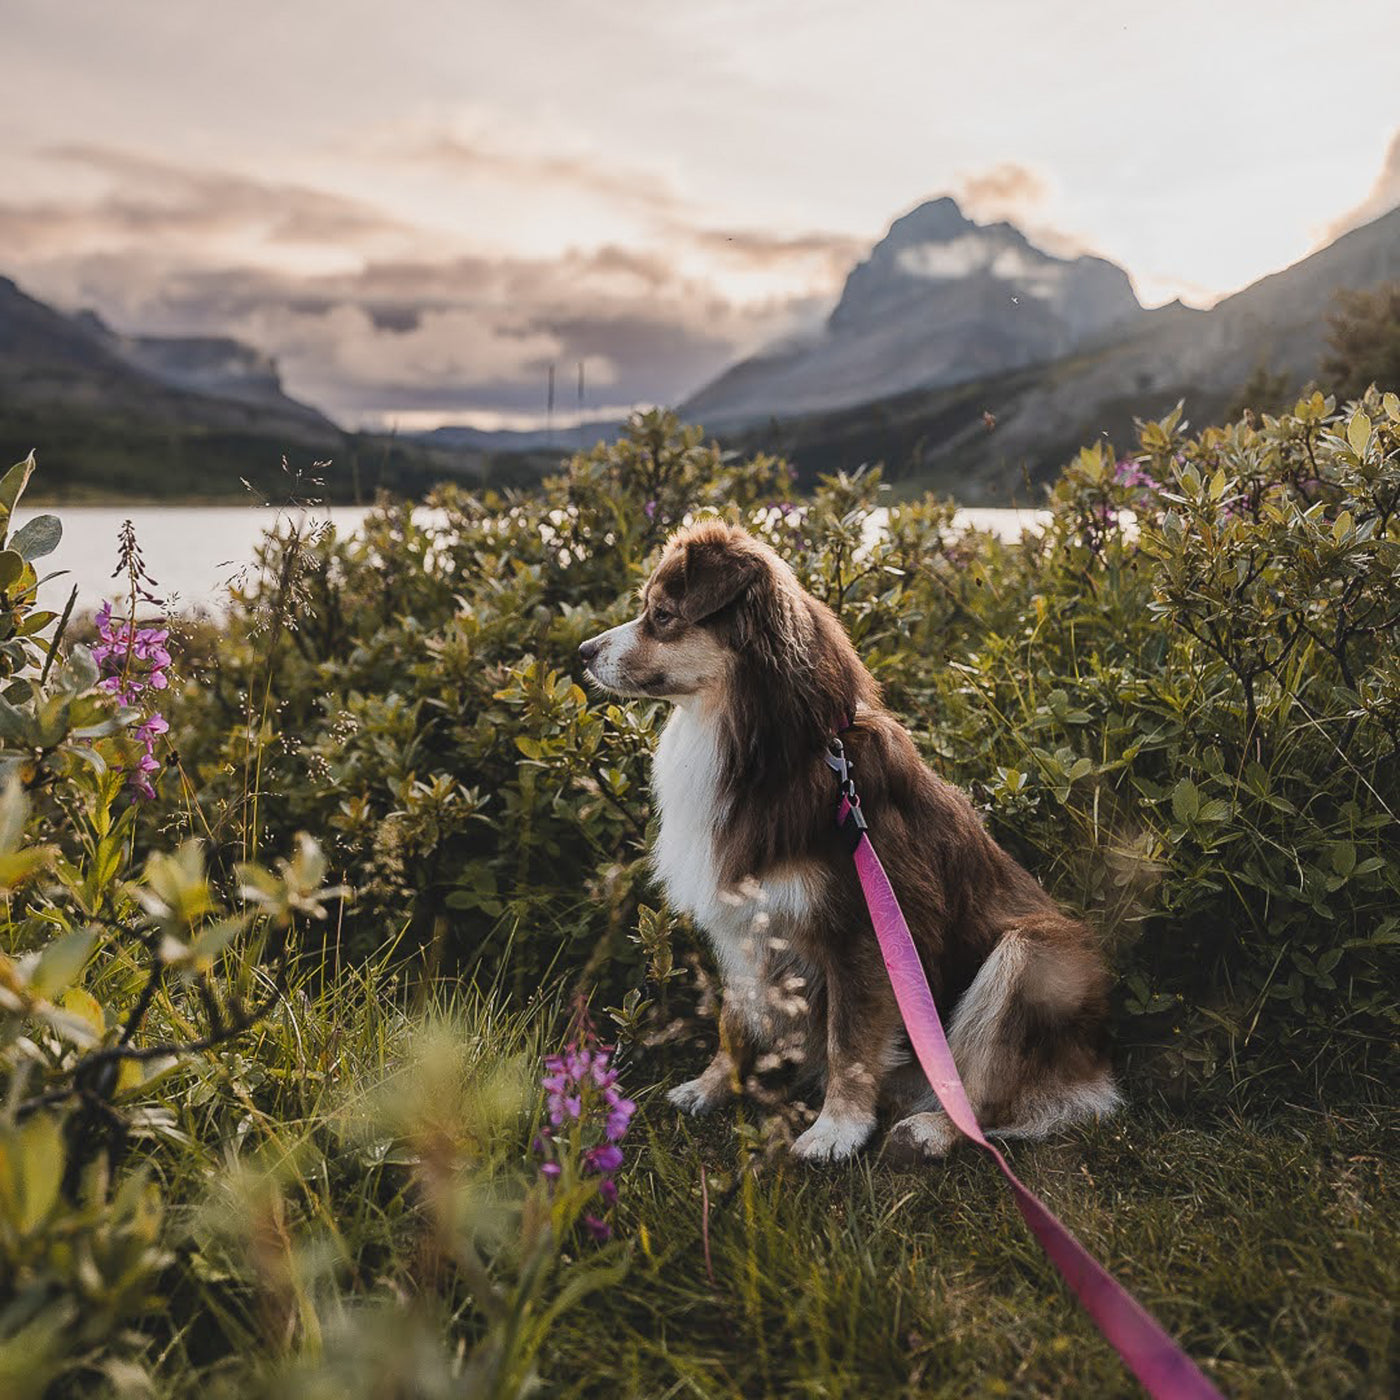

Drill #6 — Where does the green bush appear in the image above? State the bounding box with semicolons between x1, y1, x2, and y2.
164;399;1397;1091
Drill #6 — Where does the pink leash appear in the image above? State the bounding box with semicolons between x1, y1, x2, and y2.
828;736;1223;1399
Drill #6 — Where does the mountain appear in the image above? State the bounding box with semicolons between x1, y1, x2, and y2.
0;279;336;440
70;307;334;427
708;202;1400;502
682;197;1144;429
0;276;517;501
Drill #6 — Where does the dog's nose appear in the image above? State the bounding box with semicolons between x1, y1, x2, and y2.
578;636;602;666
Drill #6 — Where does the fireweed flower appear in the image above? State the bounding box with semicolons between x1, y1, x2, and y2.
93;600;172;800
1114;458;1155;490
533;1038;636;1242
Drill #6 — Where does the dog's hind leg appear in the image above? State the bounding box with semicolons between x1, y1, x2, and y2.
884;923;1117;1163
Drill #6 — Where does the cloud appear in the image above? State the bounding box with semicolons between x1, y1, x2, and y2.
396;130;691;223
0;141;861;426
0;144;414;256
947;161;1099;262
14;240;809;425
1318;128;1400;243
955;162;1050;220
383;125;861;283
679;224;864;277
895;235;1062;298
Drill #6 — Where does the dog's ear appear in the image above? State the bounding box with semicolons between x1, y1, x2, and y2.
679;537;764;621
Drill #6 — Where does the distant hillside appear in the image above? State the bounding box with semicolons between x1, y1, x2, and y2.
712;203;1400;502
0;277;544;501
682;197;1145;429
420;419;623;454
70;307;336;427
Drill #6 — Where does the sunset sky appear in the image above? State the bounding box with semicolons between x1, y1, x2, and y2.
4;0;1399;429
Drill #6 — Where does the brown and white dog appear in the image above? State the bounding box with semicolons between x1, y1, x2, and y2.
579;520;1118;1162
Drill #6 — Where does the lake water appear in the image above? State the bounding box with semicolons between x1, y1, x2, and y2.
16;504;1050;616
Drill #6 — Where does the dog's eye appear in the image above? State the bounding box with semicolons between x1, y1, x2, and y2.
653;606;674;626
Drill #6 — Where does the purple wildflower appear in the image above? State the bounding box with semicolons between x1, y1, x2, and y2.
583;1144;624;1175
1114;458;1155;490
605;1097;636;1141
534;1035;634;1242
643;499;657;520
93;599;172;800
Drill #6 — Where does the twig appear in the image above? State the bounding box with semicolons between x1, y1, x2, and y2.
39;584;79;686
17;953;290;1119
699;1163;716;1285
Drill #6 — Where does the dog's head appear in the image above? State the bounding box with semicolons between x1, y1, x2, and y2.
578;521;792;702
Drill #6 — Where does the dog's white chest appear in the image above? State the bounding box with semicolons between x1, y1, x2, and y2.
651;708;731;927
651;708;819;1010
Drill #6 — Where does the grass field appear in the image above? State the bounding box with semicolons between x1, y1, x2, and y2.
103;962;1394;1400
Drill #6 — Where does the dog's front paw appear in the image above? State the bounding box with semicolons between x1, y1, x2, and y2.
883;1111;959;1165
667;1076;726;1116
791;1110;875;1162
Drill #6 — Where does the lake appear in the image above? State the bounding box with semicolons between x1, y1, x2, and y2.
16;504;1051;616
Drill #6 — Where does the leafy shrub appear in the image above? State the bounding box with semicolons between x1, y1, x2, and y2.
166;401;1397;1093
169;414;794;989
921;393;1398;1088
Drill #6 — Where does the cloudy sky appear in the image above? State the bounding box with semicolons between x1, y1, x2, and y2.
4;0;1399;430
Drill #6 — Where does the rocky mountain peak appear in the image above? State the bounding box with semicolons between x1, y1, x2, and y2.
683;196;1145;429
880;195;973;248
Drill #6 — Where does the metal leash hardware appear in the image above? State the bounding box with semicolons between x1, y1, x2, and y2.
825;735;868;846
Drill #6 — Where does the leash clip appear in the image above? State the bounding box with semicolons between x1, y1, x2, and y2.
824;735;848;779
824;736;859;799
826;736;867;851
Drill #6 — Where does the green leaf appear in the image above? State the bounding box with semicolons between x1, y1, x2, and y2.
1170;777;1200;824
0;775;27;854
60;986;107;1040
0;845;56;892
29;927;97;999
1383;391;1399;422
14;1114;63;1233
1332;510;1354;545
0;697;30;745
0;551;24;591
140;843;215;928
1328;842;1356;878
9;515;61;561
189;915;249;970
65;643;100;695
1346;410;1371;456
0;455;35;544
